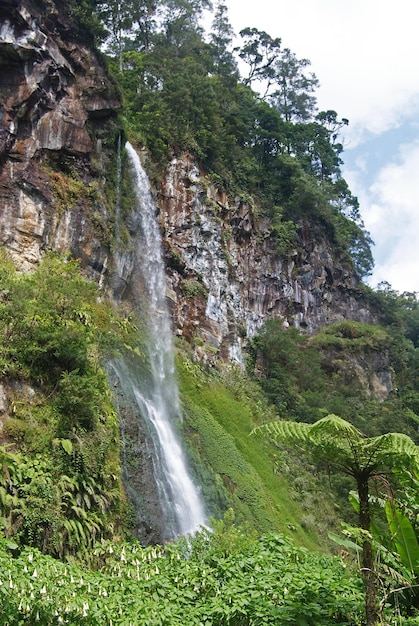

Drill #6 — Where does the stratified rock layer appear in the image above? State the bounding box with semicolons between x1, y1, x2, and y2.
0;0;120;277
159;156;373;364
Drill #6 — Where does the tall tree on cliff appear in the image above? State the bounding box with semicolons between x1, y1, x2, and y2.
209;1;237;79
269;47;319;124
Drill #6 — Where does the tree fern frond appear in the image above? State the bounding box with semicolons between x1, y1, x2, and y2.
309;414;361;443
251;420;311;443
368;432;419;468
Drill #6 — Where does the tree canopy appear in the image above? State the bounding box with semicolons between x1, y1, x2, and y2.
89;0;374;279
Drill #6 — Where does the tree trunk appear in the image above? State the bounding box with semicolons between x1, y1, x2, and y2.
357;474;379;626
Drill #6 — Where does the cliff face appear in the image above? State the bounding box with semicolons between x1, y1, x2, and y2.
159;156;374;365
0;1;391;399
0;0;120;277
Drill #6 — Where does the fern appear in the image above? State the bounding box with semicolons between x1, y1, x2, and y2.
252;412;419;625
375;432;419;461
310;414;361;438
251;420;311;443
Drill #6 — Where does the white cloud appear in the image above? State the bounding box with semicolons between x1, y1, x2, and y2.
221;0;419;293
346;141;419;293
224;0;419;141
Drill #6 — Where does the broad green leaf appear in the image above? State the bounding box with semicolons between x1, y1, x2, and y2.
385;500;419;575
348;491;360;514
328;531;362;555
61;439;73;455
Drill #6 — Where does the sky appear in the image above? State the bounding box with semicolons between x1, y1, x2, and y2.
218;0;419;294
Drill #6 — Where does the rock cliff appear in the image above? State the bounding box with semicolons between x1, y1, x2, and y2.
158;155;374;365
0;0;120;277
0;1;390;399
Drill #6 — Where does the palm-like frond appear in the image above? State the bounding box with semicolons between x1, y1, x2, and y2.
251;419;311;443
310;414;361;438
371;432;419;465
252;415;419;476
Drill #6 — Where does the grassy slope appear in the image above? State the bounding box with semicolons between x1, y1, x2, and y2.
177;355;330;552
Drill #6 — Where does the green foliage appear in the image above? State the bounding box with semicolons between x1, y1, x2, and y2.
312;320;390;352
180;279;208;299
177;354;339;549
251;316;419;439
63;0;108;43
0;523;364;625
0;251;137;383
0;253;142;557
251;320;326;422
269;206;297;254
55;368;108;433
385;500;419;578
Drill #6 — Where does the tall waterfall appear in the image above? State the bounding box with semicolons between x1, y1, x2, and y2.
111;142;207;541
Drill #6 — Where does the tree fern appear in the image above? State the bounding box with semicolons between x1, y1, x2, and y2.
252;413;419;626
251;419;311;443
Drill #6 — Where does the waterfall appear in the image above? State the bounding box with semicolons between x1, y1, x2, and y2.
114;133;122;245
111;142;207;541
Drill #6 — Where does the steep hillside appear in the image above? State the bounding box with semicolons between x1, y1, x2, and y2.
1;0;419;561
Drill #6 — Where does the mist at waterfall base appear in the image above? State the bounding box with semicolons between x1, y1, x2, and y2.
110;142;207;543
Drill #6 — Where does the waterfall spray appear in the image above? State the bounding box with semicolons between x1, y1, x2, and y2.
112;142;207;541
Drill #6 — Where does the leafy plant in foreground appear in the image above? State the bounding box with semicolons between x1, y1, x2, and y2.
252;414;419;625
0;518;364;625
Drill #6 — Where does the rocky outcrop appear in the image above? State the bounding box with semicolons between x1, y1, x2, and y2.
159;156;374;365
0;0;120;277
0;2;389;399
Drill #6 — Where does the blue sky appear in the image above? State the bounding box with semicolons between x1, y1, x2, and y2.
217;0;419;293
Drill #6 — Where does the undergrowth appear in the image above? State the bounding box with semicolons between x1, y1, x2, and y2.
176;351;340;552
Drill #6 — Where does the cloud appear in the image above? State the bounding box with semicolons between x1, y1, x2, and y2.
346;141;419;293
224;0;419;142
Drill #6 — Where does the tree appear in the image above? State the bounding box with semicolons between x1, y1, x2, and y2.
237;27;282;95
270;47;319;124
209;1;237;78
252;414;419;626
98;0;157;60
157;0;212;46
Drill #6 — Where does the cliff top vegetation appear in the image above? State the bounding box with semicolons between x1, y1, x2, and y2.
67;0;375;279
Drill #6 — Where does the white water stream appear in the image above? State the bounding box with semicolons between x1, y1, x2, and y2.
112;142;207;540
